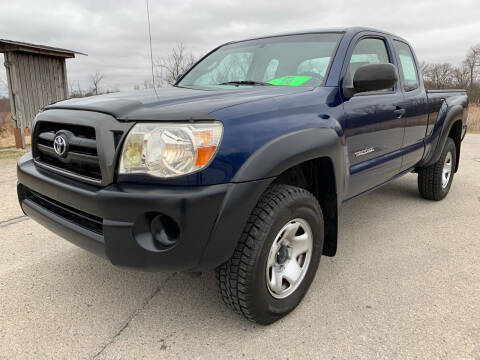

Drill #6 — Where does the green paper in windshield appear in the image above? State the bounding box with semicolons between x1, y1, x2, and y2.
267;76;312;86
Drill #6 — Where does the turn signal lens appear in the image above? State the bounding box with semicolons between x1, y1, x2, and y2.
196;146;217;166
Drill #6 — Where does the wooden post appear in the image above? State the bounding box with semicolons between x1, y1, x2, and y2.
13;127;25;149
62;60;69;99
4;52;25;149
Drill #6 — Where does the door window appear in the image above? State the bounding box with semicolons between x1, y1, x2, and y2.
344;38;391;89
393;40;419;91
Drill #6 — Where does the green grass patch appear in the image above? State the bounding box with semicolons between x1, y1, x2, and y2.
0;146;30;160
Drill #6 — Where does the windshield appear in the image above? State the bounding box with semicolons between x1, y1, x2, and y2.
177;33;342;88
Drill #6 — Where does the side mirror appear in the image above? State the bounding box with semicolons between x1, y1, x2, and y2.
353;63;398;94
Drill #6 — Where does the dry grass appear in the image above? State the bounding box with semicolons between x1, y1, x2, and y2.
0;146;30;160
467;104;480;133
0;112;31;147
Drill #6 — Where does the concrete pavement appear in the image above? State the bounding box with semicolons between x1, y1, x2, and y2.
1;135;479;359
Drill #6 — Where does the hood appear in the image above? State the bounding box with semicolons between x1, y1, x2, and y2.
45;86;314;121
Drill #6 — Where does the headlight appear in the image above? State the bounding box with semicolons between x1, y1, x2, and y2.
119;122;223;178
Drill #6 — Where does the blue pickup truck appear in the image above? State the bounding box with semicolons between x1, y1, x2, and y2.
17;27;468;324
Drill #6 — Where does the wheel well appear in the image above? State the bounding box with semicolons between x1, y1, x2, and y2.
273;157;338;257
448;120;462;172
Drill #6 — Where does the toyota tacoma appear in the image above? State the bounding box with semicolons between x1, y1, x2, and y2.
17;27;468;324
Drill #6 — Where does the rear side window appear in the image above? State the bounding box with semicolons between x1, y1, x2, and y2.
344;38;391;88
394;40;419;91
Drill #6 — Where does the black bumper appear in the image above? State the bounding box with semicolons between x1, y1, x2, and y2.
17;153;272;271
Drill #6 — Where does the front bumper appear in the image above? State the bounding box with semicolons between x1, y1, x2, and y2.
17;153;271;271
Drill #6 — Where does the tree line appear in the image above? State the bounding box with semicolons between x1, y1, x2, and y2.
421;44;480;102
68;71;120;98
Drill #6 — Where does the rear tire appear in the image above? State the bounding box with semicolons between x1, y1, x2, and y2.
418;138;456;201
216;184;324;325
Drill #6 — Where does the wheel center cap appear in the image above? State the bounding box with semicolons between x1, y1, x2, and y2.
276;246;289;265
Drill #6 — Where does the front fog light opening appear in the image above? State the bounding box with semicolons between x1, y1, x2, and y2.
133;213;180;251
150;214;180;248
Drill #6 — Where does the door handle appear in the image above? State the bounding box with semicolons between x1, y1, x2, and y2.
393;107;406;117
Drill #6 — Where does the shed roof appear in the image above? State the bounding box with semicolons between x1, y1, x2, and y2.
0;39;86;58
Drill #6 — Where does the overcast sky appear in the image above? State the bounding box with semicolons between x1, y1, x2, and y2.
1;0;479;97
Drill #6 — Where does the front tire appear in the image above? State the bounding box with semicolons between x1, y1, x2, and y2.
216;184;324;324
418;137;457;201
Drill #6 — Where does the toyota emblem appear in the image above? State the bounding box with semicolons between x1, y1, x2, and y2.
53;135;68;157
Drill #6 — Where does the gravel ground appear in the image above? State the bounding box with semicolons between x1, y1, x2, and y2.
1;135;479;359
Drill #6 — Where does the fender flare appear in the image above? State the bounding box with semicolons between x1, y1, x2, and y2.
233;128;346;199
197;128;346;270
421;103;464;167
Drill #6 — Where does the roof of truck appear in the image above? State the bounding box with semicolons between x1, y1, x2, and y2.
227;27;407;45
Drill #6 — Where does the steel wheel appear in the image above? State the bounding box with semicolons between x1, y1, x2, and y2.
217;184;323;324
442;151;453;189
266;218;313;299
418;138;456;201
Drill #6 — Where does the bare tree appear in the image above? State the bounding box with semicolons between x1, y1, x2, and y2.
419;61;430;77
68;81;75;96
89;71;105;95
0;74;7;95
155;43;197;86
133;79;154;91
76;80;84;96
69;80;84;98
464;44;480;91
451;63;470;89
142;79;154;89
421;43;480;102
422;63;456;89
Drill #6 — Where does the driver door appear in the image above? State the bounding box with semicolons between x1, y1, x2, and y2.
343;36;406;199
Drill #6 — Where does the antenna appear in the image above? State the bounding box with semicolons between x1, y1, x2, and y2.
146;0;158;97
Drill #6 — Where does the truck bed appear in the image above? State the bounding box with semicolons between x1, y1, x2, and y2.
426;89;467;136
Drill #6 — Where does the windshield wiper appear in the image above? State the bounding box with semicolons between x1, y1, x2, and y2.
218;80;272;86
